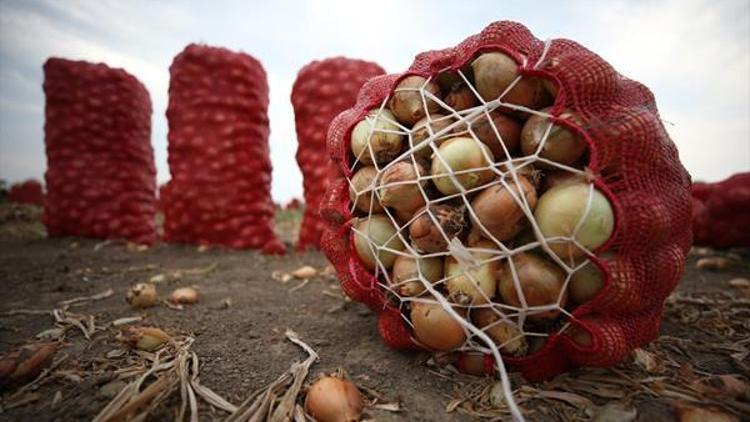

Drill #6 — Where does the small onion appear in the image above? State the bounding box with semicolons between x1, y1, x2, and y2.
120;326;171;352
471;52;538;108
471;308;527;356
126;283;158;308
378;161;426;215
411;114;454;158
349;166;384;214
352;215;405;271
391;255;444;297
445;84;478;111
541;169;586;192
169;287;199;305
534;183;615;260
411;302;466;351
497;253;566;320
409;204;466;253
305;376;364;422
444;240;499;305
350;109;403;165
431;137;494;195
388;76;441;126
520;108;586;167
468;111;522;160
455;352;490;376
569;254;612;305
470;176;537;242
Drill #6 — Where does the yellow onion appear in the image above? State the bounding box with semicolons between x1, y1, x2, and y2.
349;166;384;213
541;169;586;192
444;240;499;305
569;255;611;305
120;326;171;352
520;108;586;167
352;215;405;271
497;253;566;320
409;204;466;253
471;308;527;356
411;302;466;351
389;76;441;126
455;352;490;376
445;84;478;111
350;109;403;165
411;114;454;158
534;183;614;260
168;287;199;305
378;161;426;215
0;343;58;387
431;137;494;195
305;376;364;422
126;283;158;308
471;52;538;108
470;176;537;241
391;255;444;297
467;111;521;160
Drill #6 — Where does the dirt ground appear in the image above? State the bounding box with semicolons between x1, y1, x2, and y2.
0;203;748;421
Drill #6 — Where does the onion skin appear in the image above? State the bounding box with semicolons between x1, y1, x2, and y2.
411;115;454;158
304;376;364;422
431;137;494;195
497;253;566;320
472;308;527;356
444;240;499;305
520;108;586;167
445;84;478;111
391;255;444;297
351;109;403;165
352;215;405;271
534;183;615;260
471;52;540;108
409;204;466;253
411;302;467;351
470;176;537;242
349;166;384;213
389;76;441;126
468;111;521;160
378;161;426;215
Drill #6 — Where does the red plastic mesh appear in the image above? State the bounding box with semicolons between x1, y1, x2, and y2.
691;172;750;248
161;44;284;254
292;57;385;250
8;180;45;206
43;58;157;245
319;21;693;380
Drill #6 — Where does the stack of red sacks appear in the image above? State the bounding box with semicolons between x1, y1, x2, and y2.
692;172;750;248
43;58;157;245
8;180;45;206
161;44;284;254
291;57;384;250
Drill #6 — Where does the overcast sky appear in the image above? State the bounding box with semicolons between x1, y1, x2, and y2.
1;0;748;203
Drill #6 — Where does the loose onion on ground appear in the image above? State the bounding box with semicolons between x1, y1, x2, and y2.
351;109;403;165
411;302;466;351
389;76;441;126
409;204;465;253
305;376;364;422
353;215;405;271
431;137;494;195
378;160;427;215
497;253;566;320
169;287;199;305
391;255;443;297
470;175;537;241
349;166;384;213
444;240;499;305
126;283;158;308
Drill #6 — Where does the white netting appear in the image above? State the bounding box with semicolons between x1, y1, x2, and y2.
346;47;609;421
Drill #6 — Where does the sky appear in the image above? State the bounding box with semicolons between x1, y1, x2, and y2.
0;0;748;204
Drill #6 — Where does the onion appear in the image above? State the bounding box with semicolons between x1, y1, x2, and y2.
352;215;405;271
470;176;537;241
541;169;586;192
305;376;364;422
349;166;384;214
520;108;586;167
126;283;158;308
497;253;566;320
411;114;454;158
391;255;444;297
431;137;494;195
534;183;615;260
409;204;466;253
471;52;538;108
472;308;527;356
444;240;499;305
468;111;521;160
445;84;478;111
569;254;611;305
456;352;490;376
350;109;403;165
411;302;466;351
566;324;593;347
169;287;199;305
378;161;426;215
120;326;171;352
389;76;441;126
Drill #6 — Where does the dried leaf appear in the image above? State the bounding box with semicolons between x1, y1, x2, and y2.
291;266;317;279
593;403;637;422
632;348;660;373
371;402;401;412
695;257;736;271
111;316;144;327
149;274;167;284
445;398;463;412
672;401;739;422
537;390;595;408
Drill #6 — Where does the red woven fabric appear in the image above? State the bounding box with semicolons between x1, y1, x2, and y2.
161;44;284;254
292;57;385;250
8;180;44;206
43;58;157;245
319;21;692;380
691;172;750;248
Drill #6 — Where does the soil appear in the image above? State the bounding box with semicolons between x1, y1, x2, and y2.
0;205;748;421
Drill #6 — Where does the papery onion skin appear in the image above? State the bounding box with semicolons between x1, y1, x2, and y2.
349;166;384;214
409;204;466;253
391;255;444;297
350;109;403;165
431;137;494;195
444;240;499;305
411;115;454;158
378;161;426;215
520;108;586;167
534;183;615;260
470;176;537;242
304;376;364;422
353;215;405;271
468;111;522;161
497;253;566;320
471;308;527;356
411;302;467;351
389;76;442;126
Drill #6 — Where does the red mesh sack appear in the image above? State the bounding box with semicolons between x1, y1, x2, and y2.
161;44;284;254
8;180;45;206
43;58;157;245
319;21;693;387
691;172;750;248
292;57;385;250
